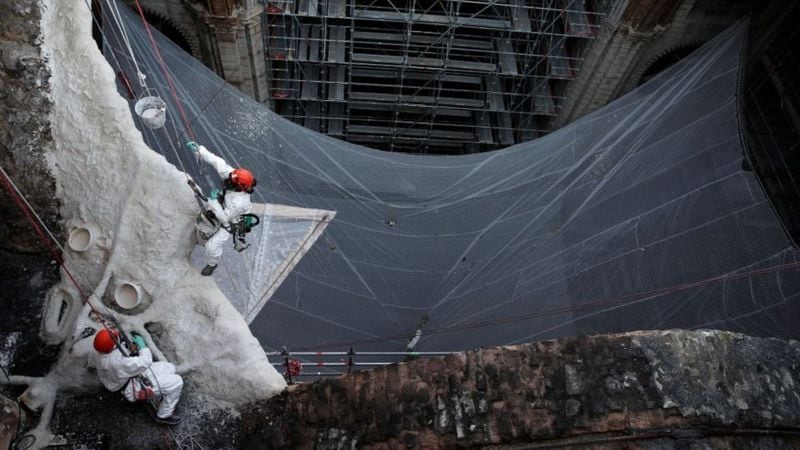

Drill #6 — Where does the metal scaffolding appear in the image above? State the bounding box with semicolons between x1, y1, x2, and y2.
263;0;607;153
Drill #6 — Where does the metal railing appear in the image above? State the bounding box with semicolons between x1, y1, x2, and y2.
266;347;455;383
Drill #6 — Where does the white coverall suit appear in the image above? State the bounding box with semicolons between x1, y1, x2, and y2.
90;347;183;419
197;145;253;266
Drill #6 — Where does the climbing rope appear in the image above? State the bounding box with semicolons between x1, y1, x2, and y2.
130;0;195;141
86;0;800;360
96;0;276;231
0;4;237;445
98;0;282;309
92;0;189;173
0;165;109;325
172;79;229;145
105;0;147;89
90;0;258;305
0;164;177;438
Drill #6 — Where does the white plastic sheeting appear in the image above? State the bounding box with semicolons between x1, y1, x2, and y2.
104;7;800;354
193;203;334;323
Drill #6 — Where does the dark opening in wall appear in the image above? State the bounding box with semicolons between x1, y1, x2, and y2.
89;1;192;56
741;5;800;247
639;44;701;86
134;7;192;55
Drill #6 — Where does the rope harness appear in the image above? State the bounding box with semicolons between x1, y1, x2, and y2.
188;180;260;251
103;316;160;404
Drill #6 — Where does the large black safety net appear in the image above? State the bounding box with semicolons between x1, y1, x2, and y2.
103;6;800;353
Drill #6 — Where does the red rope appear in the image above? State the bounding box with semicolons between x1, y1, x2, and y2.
130;0;195;141
161;429;174;449
0;169;110;327
6;154;800;352
1;171;173;442
0;174;63;264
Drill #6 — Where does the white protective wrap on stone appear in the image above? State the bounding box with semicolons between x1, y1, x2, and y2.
39;0;286;408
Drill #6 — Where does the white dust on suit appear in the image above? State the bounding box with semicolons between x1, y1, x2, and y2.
90;347;183;419
197;145;253;266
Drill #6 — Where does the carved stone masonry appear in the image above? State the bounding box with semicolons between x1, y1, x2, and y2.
204;14;240;43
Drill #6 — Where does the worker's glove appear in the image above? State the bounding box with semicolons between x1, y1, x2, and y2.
243;214;259;232
186;141;199;154
131;334;147;350
209;188;221;200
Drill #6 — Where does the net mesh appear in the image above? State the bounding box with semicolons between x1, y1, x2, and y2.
103;7;800;353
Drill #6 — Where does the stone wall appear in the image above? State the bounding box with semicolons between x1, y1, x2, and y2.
0;0;60;253
242;330;800;449
553;0;753;129
138;0;269;102
0;2;63;448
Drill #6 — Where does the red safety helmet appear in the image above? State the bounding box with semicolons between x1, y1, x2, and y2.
93;329;118;354
230;168;257;192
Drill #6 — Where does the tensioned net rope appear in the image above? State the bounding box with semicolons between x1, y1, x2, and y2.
103;7;800;354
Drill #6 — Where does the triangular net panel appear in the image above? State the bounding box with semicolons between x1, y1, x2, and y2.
190;203;334;324
103;5;800;353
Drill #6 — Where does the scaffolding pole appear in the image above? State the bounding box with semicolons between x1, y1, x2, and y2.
263;0;607;153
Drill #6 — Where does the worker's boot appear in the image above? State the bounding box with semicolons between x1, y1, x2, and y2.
153;413;183;426
201;264;217;276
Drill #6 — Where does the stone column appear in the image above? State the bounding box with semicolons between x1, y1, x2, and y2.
237;6;269;102
552;0;684;128
204;15;243;88
203;1;269;103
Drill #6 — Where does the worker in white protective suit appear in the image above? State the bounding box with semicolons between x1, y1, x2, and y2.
90;329;184;425
186;141;257;276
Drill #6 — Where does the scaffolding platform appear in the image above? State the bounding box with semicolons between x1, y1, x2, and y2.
264;0;604;153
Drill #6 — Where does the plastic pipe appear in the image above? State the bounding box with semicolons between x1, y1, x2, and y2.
113;282;142;309
67;227;93;252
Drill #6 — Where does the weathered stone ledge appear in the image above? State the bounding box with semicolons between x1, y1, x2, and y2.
242;329;800;449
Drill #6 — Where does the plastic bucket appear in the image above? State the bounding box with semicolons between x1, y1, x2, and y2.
134;96;167;129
